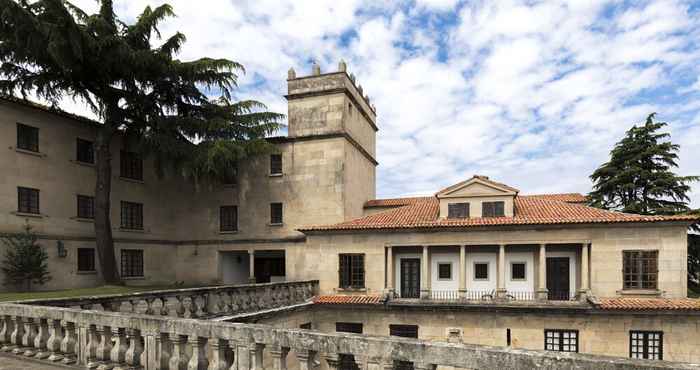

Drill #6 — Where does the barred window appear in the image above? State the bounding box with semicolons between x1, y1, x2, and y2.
17;187;40;214
511;262;526;280
77;248;96;272
623;250;658;290
220;206;238;232
482;201;505;217
76;138;94;164
77;195;95;219
447;203;469;218
270;202;283;225
336;322;363;334
630;331;662;360
545;329;578;353
339;254;365;289
120;201;143;230
121;249;144;278
390;324;418;338
270;154;282;175
438;263;452;280
120;151;143;180
17;123;39;152
474;262;489;280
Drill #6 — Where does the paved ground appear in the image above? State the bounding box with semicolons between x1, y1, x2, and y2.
0;354;69;370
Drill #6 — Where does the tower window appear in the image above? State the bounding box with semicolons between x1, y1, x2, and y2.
270;154;282;175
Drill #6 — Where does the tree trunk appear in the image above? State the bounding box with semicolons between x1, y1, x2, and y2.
94;124;120;284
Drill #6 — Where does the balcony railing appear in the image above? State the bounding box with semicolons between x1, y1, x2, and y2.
395;290;577;302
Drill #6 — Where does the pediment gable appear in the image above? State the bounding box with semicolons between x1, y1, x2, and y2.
436;176;518;198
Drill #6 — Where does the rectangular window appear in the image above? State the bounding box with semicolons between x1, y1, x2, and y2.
474;262;489;280
270;154;282;175
120;201;143;230
270;202;283;225
511;262;526;280
16;123;39;152
336;322;363;334
300;323;312;330
77;248;96;272
121;249;144;278
438;263;452;280
76;138;94;164
17;187;40;214
482;201;505;217
77;195;95;219
630;331;662;360
339;254;365;289
389;324;418;338
623;250;658;290
120;150;143;181
447;202;469;218
545;329;579;353
220;206;238;232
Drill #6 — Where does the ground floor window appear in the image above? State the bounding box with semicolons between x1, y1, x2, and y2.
390;324;418;338
336;322;363;334
77;248;95;272
630;331;662;360
121;249;144;278
545;329;578;352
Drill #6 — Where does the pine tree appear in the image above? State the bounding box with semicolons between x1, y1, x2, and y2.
1;224;51;292
0;1;283;283
589;113;698;215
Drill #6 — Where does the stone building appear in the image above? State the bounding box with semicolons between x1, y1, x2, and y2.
0;63;699;364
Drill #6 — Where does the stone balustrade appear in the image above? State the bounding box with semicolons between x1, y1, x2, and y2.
20;280;318;319
0;301;698;370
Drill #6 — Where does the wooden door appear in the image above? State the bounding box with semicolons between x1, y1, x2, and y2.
547;257;570;300
400;259;421;298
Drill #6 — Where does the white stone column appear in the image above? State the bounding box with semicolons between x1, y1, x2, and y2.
248;249;256;283
459;245;467;299
537;243;548;300
385;246;394;297
420;245;430;299
579;243;590;300
496;244;507;298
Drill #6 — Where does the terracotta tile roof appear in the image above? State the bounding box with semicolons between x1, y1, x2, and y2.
300;194;698;232
314;295;384;305
365;196;435;208
523;193;588;203
596;297;700;311
436;175;519;195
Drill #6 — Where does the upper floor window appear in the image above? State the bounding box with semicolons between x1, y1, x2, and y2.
545;329;578;353
447;202;469;218
482;201;505;217
220;206;238;232
270;202;283;225
120;150;143;181
120;201;143;230
17;123;39;152
438;263;452;280
76;138;95;164
336;322;363;334
17;187;40;214
511;262;526;280
630;331;662;360
77;195;95;219
390;324;418;338
474;262;489;280
77;248;96;272
121;249;144;278
339;253;365;289
623;250;658;290
270;154;282;175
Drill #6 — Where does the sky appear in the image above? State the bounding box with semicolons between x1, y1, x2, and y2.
57;0;700;207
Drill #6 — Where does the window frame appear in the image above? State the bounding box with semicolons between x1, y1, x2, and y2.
544;329;579;353
120;249;144;278
510;261;527;281
17;187;40;214
219;205;238;232
335;322;363;334
120;201;144;230
76;138;95;164
270;154;283;175
474;262;489;280
16;123;39;152
447;202;469;218
482;201;505;217
339;253;365;289
437;262;452;280
270;202;283;225
622;250;659;290
120;150;144;181
77;248;96;272
630;330;663;360
389;324;419;338
76;194;95;219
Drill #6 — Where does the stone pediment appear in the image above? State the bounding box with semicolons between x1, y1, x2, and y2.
436;175;518;198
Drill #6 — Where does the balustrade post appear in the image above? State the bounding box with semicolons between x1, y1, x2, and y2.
141;332;159;370
160;297;170;316
33;318;50;358
324;353;341;370
86;325;101;369
296;349;316;370
169;334;189;370
157;332;171;370
249;343;264;370
188;336;209;370
110;328;128;367
231;340;249;370
269;346;289;370
176;296;187;318
46;319;64;361
115;328;143;369
95;325;113;369
145;298;155;315
20;317;37;356
7;316;23;352
208;338;230;370
0;315;14;351
189;296;200;319
61;321;78;364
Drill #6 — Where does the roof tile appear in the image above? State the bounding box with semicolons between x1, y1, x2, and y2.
596;297;700;311
314;295;383;305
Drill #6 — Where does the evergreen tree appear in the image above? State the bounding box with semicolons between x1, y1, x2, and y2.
1;224;51;291
689;233;700;295
0;1;283;283
589;113;698;215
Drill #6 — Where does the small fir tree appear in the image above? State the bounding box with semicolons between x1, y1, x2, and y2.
1;224;51;291
589;113;698;215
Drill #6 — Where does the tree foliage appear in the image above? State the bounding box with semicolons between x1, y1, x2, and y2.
0;0;284;283
589;113;698;215
1;224;51;291
689;234;700;295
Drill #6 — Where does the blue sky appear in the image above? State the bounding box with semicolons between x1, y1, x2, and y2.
63;0;700;207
